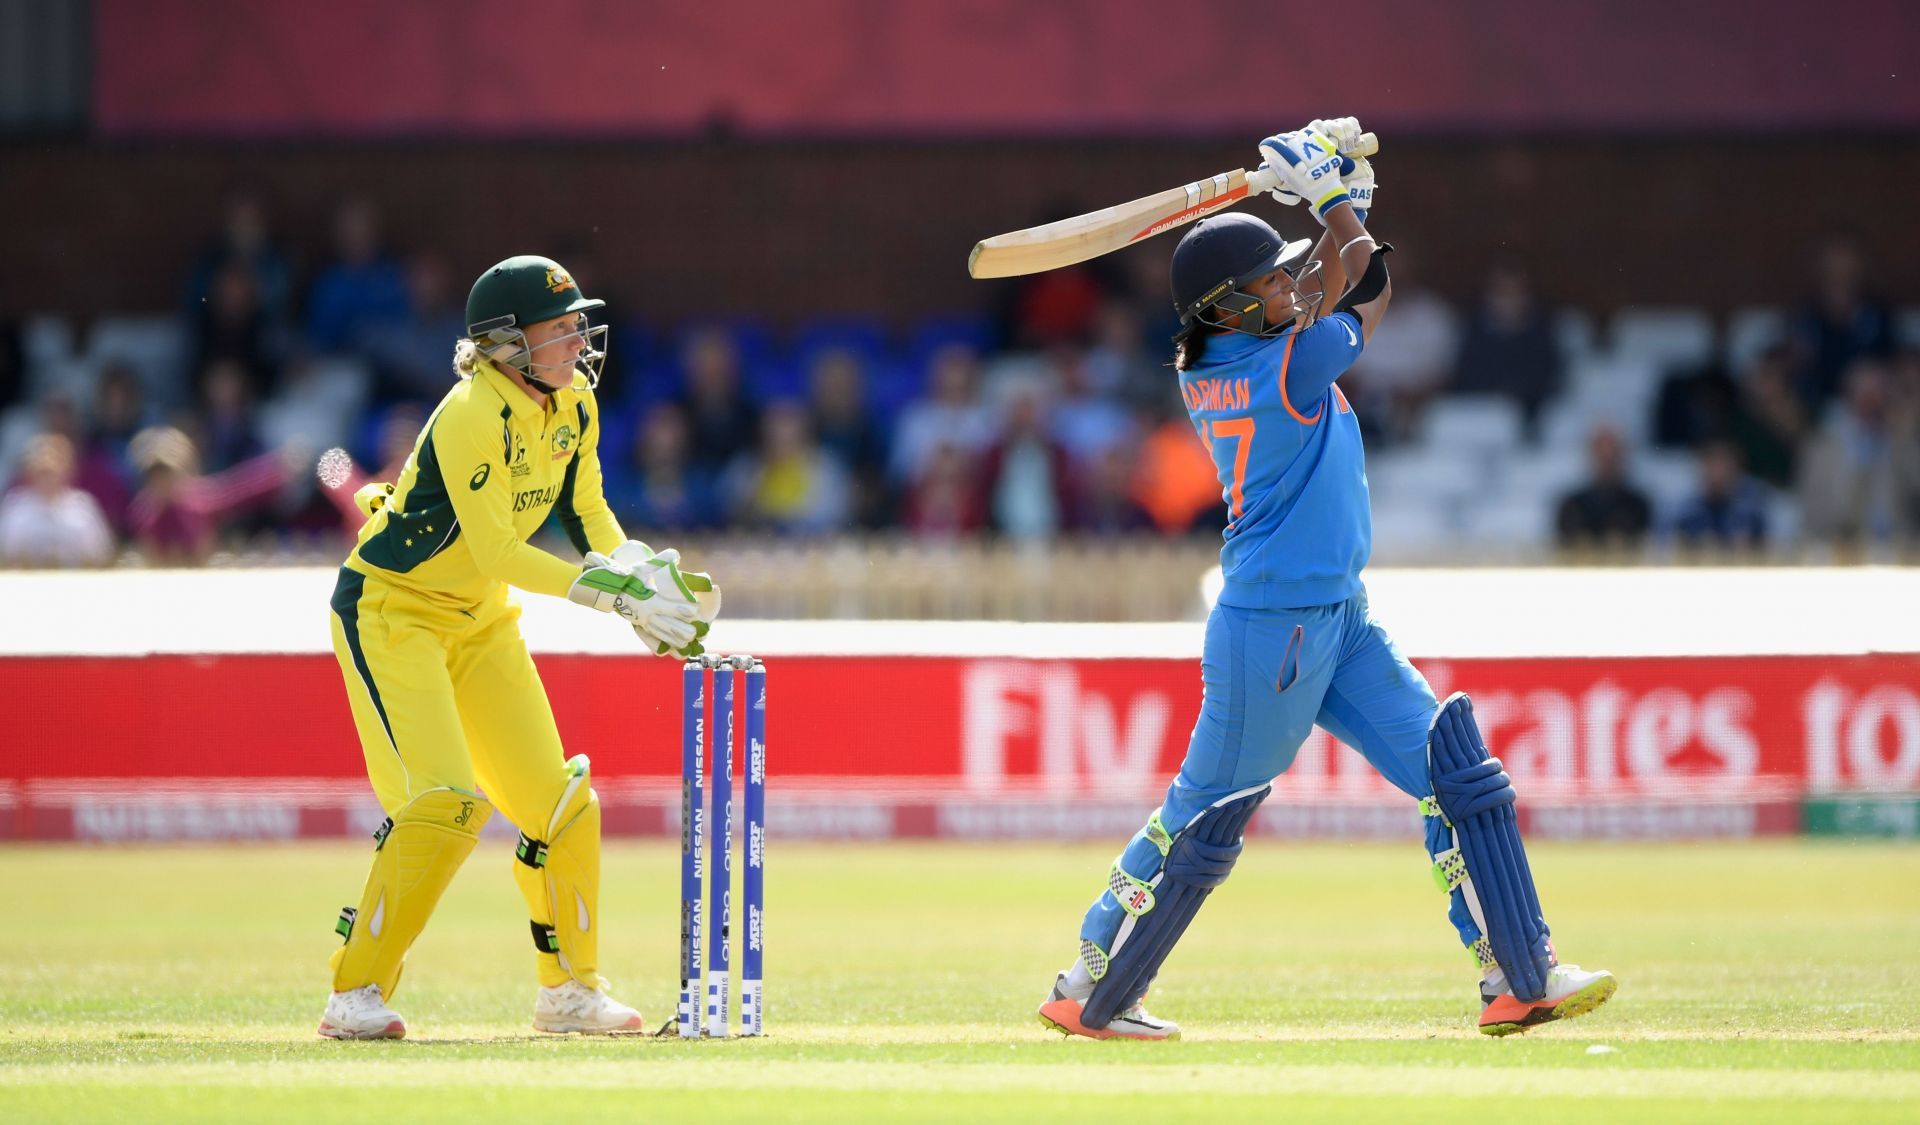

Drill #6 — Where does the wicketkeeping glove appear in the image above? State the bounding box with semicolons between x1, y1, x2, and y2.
568;550;700;653
607;539;722;658
1258;129;1351;223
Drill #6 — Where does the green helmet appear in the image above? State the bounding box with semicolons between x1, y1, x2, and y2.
465;255;608;390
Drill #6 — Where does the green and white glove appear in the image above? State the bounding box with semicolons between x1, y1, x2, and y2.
567;546;700;653
606;540;723;658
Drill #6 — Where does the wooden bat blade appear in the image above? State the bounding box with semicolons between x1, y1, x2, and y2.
968;168;1255;279
966;132;1377;279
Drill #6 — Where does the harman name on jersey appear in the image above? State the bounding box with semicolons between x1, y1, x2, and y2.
1181;311;1370;609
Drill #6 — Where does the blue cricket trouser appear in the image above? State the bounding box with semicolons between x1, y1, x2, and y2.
1081;587;1479;956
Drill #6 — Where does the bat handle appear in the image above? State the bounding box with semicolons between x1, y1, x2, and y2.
1348;131;1379;158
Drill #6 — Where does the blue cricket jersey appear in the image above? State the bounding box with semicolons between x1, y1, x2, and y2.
1179;311;1370;609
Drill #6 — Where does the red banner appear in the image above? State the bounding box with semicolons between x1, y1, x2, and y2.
11;653;1919;793
95;1;1920;136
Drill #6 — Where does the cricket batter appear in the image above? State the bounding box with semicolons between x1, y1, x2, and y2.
1038;123;1616;1039
319;255;718;1039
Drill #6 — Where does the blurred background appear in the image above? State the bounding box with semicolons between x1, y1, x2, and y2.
1;0;1916;620
1;1;1916;845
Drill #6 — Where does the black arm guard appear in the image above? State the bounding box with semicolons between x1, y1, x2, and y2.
1332;242;1394;317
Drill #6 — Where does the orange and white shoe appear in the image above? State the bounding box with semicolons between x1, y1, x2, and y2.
1478;964;1616;1036
1037;972;1180;1040
318;984;405;1040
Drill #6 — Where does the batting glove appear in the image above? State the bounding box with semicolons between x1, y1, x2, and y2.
1258;130;1350;223
1342;154;1375;223
1307;116;1367;155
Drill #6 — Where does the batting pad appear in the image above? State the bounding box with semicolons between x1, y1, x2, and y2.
331;787;492;999
1427;693;1552;1002
1082;786;1270;1029
514;754;602;988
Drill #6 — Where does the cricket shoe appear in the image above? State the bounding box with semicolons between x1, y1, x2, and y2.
1037;971;1180;1040
318;984;406;1040
1478;963;1617;1036
533;979;646;1034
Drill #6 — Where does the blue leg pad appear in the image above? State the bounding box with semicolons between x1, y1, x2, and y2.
1082;786;1269;1029
1428;693;1553;1002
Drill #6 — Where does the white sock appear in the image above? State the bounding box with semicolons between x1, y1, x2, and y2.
1063;957;1095;996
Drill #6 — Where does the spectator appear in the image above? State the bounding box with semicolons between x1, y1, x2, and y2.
1049;345;1135;469
1451;263;1564;430
1345;252;1457;444
979;379;1072;541
126;426;293;565
723;400;851;535
900;440;985;537
311;404;428;539
605;401;721;533
0;433;115;566
1797;360;1920;549
306;198;411;354
186;193;292;328
1668;439;1770;549
1791;238;1894;413
363;252;467;402
78;363;149;532
1083;298;1162;406
192;259;285;397
197;359;269;473
1073;444;1153;534
890;343;995;485
1555;425;1652;549
1729;345;1809;490
1131;403;1227;536
806;347;889;527
674;327;761;473
1652;358;1737;451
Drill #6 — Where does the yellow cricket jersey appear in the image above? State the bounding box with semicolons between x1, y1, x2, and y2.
343;358;625;605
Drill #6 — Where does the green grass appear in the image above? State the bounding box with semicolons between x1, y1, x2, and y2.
2;840;1917;1122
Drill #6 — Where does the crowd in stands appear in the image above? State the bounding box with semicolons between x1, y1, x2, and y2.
1;195;1917;567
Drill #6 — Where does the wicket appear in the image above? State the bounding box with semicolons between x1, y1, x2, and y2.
678;654;767;1038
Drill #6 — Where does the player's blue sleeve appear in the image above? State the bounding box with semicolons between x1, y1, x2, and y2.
1283;312;1365;412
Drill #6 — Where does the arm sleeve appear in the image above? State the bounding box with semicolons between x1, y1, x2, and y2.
1283;312;1366;411
435;401;583;599
554;389;627;557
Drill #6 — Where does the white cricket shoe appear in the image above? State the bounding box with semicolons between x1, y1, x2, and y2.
533;979;647;1034
318;984;406;1040
1479;963;1617;1036
1037;971;1181;1040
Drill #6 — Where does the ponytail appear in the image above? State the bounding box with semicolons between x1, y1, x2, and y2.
1173;330;1210;373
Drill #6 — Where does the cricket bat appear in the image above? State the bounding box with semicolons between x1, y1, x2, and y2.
968;132;1377;279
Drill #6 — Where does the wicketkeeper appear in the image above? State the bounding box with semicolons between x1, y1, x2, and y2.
320;255;719;1039
1038;120;1616;1040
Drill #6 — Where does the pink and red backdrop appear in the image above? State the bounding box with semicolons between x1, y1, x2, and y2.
95;1;1920;137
